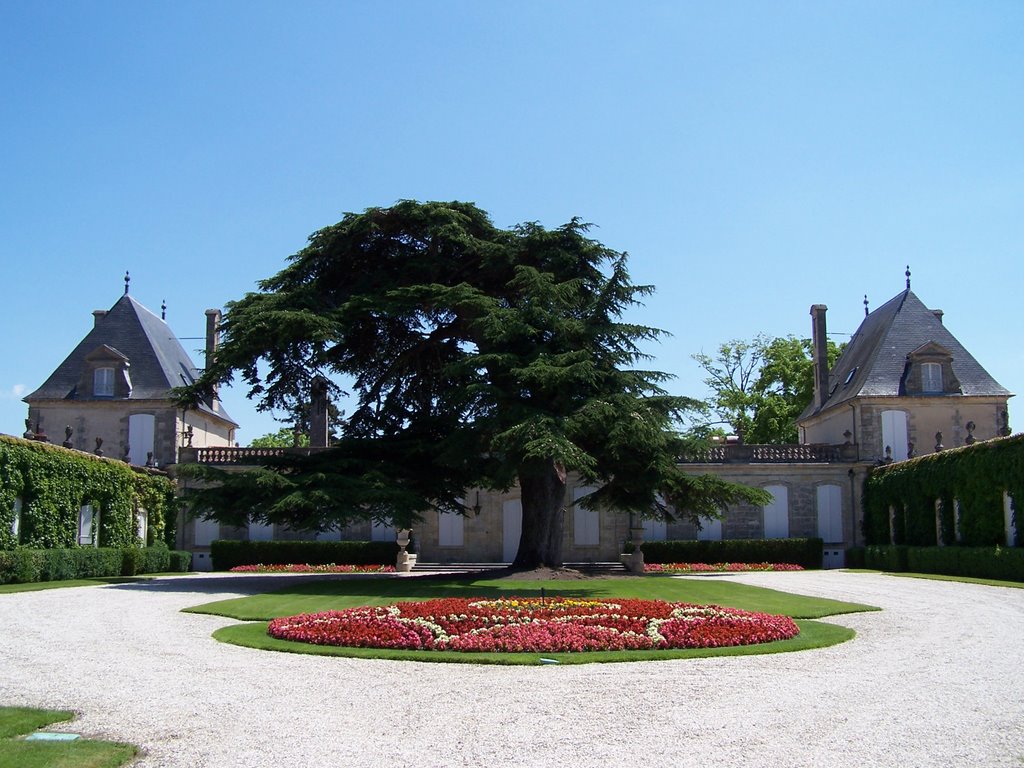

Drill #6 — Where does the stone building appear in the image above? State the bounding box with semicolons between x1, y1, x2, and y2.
175;280;1013;569
23;278;236;468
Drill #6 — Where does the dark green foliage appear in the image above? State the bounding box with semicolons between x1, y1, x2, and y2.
167;549;193;572
864;434;1022;547
855;544;1024;582
859;544;910;571
0;546;180;584
0;435;176;550
178;201;768;567
844;547;865;568
640;538;823;569
209;539;400;570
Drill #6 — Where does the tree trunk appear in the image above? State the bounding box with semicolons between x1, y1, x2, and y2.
513;458;567;568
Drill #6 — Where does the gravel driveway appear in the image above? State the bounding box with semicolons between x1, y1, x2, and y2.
1;570;1022;767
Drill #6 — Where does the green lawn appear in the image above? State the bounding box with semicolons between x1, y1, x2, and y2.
846;569;1024;590
187;574;877;621
0;707;136;768
190;574;876;665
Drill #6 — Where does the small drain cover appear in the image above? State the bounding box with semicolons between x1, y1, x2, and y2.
26;732;81;741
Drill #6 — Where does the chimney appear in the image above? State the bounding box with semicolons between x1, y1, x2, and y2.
810;304;829;411
93;310;108;327
932;309;944;324
205;309;222;411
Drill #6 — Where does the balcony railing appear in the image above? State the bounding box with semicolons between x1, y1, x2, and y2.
678;443;859;464
183;446;330;465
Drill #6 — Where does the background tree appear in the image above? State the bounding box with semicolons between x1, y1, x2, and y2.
179;201;767;567
692;334;843;444
249;428;309;448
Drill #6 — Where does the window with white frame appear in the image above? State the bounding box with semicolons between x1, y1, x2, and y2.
78;504;97;546
248;520;273;541
193;517;220;547
12;497;22;542
94;367;115;396
371;519;396;542
816;485;843;543
438;510;464;546
314;526;342;542
763;485;789;538
573;487;600;546
697;514;723;541
642;517;667;541
921;362;942;393
881;410;909;461
136;507;148;544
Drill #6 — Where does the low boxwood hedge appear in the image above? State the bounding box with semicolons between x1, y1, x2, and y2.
848;545;1024;582
640;538;823;569
209;539;401;571
0;545;193;584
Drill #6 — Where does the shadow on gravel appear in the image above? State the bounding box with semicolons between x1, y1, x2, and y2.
101;570;504;597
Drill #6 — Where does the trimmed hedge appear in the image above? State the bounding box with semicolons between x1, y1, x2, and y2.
209;540;401;571
640;538;823;569
848;545;1024;582
0;545;194;584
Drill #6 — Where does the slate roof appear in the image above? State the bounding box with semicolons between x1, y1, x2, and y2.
25;294;236;425
801;289;1011;420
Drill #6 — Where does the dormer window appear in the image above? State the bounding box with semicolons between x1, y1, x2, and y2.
80;344;131;399
902;342;960;396
94;367;115;396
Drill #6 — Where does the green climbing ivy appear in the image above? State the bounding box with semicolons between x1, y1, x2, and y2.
0;435;176;550
864;434;1023;547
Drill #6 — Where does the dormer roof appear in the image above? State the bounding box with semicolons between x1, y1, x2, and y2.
25;293;236;425
801;289;1011;420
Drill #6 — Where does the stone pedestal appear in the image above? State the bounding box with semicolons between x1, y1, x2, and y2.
396;529;417;573
619;526;646;574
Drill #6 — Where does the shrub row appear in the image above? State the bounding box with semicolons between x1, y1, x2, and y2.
847;545;1024;582
640;538;823;569
209;539;401;571
0;545;194;584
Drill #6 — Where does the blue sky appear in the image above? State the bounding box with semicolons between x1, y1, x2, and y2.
2;1;1021;443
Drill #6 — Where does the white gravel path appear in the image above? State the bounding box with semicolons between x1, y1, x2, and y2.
1;570;1022;768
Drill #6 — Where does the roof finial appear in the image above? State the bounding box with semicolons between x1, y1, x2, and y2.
863;294;869;317
905;265;911;290
124;270;130;295
161;300;167;321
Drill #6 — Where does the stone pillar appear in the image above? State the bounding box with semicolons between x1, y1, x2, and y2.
205;309;222;411
810;304;829;411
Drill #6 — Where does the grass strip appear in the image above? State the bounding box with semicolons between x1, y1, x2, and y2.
0;707;137;768
186;574;878;622
214;618;853;664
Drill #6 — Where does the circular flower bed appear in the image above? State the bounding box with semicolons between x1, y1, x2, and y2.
644;562;804;573
267;597;799;653
229;563;395;573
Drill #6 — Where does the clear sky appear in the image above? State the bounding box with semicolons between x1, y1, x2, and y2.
2;1;1021;444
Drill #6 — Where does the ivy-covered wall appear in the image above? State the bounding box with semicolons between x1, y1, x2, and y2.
864;434;1023;547
0;435;177;550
